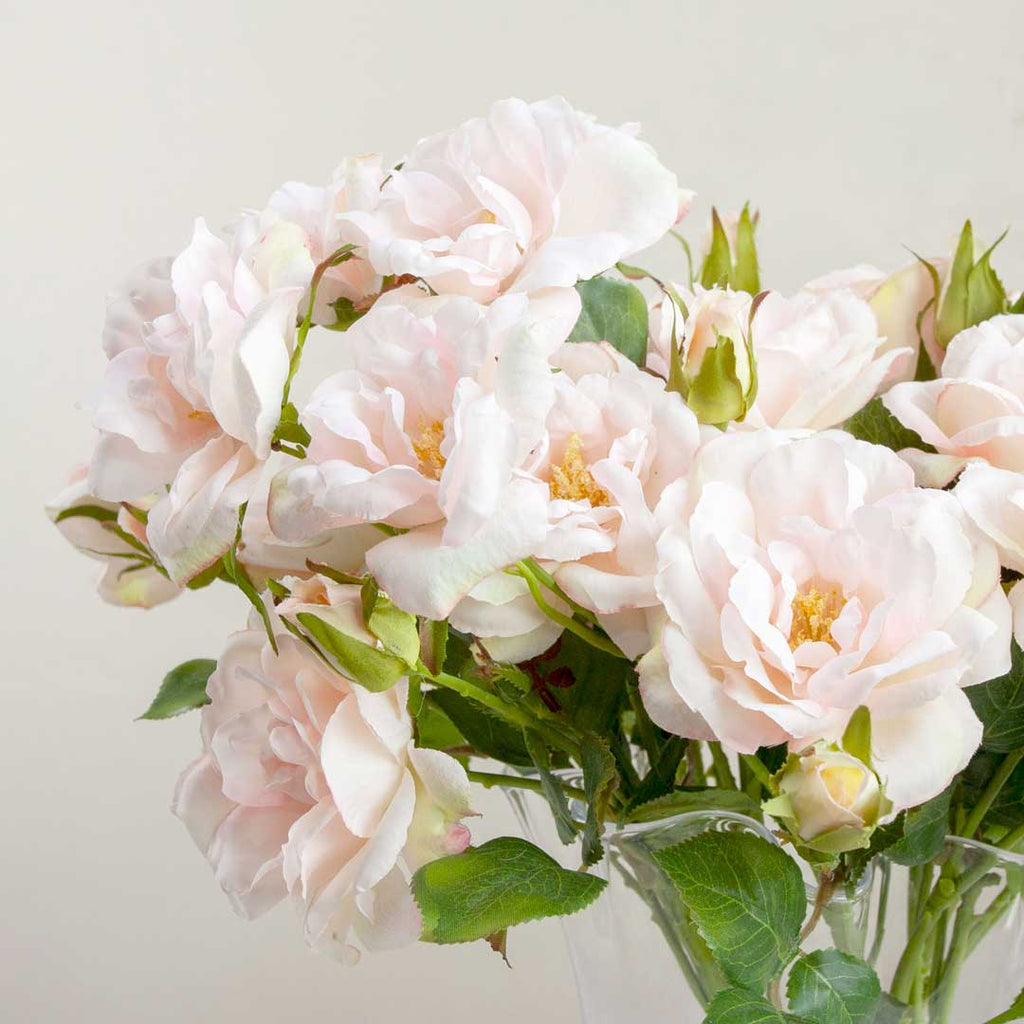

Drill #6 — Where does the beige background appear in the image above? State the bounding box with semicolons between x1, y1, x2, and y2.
3;1;1024;1021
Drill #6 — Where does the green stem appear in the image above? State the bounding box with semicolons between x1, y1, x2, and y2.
280;244;357;410
739;753;773;793
627;682;662;765
867;859;890;967
999;820;1024;851
465;769;587;803
687;741;707;786
892;910;934;1003
707;741;737;790
959;749;1024;839
517;559;599;625
514;563;628;659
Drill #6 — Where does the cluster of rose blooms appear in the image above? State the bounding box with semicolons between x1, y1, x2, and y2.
51;96;1024;962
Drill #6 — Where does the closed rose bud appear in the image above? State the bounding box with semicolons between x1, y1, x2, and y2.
765;746;887;855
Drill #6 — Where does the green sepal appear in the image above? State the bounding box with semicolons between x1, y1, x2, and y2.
687;335;746;425
322;296;365;332
841;706;872;764
731;203;760;294
360;577;419;666
700;208;733;289
296;610;407;691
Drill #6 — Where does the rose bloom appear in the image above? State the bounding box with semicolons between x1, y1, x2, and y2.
884;315;1024;637
173;580;473;962
805;257;949;383
270;285;580;635
638;429;1010;811
339;96;682;302
744;287;914;430
884;314;1024;486
47;466;179;608
87;169;382;586
530;342;704;657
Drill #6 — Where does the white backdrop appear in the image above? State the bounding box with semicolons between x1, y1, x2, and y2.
3;1;1024;1021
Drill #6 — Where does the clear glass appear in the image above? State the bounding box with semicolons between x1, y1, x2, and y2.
505;785;1024;1024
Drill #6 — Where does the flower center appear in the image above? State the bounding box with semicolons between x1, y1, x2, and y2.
548;434;609;506
412;419;447;481
789;587;844;650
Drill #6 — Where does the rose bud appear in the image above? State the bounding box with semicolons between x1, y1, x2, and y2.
763;746;889;855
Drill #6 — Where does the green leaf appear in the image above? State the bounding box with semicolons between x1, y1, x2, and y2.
982;984;1024;1023
654;831;806;990
414;698;466;753
886;786;952;866
360;577;419;666
841;707;872;765
758;743;790;774
844;397;935;454
1010;292;1024;316
524;730;577;844
700;208;733;290
626;787;763;824
296;611;406;691
580;734;617;866
323;296;365;332
968;638;1024;752
138;658;215;720
732;204;761;294
702;988;806;1023
412;837;606;943
568;277;649;366
786;949;881;1023
687;336;746;425
426;688;531;766
539;632;634;736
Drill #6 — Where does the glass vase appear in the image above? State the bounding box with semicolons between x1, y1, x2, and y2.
504;786;1024;1024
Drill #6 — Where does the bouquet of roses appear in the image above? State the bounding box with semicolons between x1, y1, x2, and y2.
51;97;1024;1024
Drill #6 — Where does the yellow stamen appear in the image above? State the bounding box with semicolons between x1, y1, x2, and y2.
549;435;609;506
789;587;844;650
187;409;216;424
478;209;497;225
412;420;446;481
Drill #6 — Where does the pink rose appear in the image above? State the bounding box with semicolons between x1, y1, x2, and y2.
47;467;179;608
173;583;473;962
339;97;681;302
884;315;1024;487
639;429;1009;811
745;288;913;430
